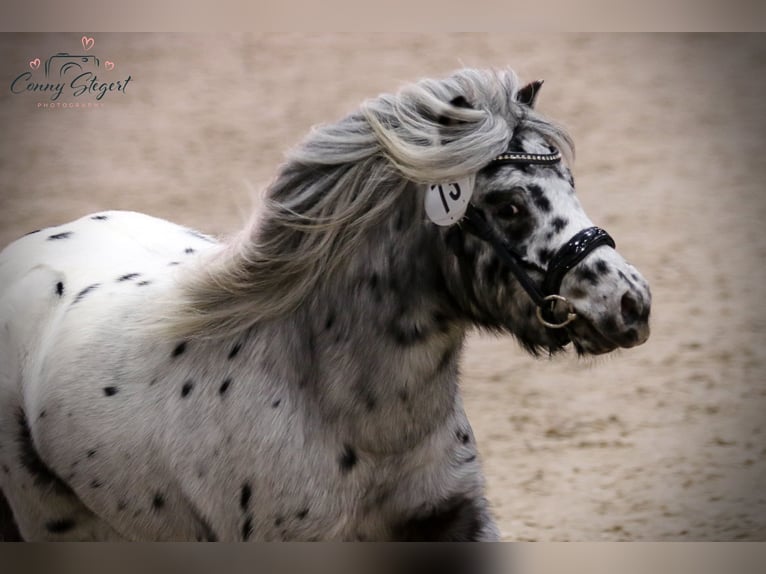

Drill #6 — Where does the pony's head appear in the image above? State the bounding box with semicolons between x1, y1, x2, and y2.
361;69;651;355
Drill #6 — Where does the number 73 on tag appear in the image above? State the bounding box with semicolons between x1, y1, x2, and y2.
424;176;474;226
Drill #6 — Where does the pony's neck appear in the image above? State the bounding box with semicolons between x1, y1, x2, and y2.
278;186;467;454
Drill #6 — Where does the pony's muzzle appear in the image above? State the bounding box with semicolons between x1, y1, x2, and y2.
610;289;651;348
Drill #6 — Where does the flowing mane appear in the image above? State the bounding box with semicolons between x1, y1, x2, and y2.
162;68;574;339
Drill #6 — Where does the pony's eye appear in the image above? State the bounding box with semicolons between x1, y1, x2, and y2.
497;204;520;218
485;187;526;220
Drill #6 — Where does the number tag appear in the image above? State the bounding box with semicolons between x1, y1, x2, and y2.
424;177;474;226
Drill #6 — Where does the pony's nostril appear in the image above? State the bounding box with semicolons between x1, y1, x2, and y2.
620;291;642;326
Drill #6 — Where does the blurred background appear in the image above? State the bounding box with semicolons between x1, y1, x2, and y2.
1;33;765;540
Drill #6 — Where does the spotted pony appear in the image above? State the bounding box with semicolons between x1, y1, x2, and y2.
0;68;650;541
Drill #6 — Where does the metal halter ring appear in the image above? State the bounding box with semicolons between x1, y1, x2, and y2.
535;294;577;329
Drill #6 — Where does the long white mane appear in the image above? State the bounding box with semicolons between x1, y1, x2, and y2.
163;68;574;339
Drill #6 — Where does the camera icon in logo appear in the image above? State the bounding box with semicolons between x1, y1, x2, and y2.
44;53;101;77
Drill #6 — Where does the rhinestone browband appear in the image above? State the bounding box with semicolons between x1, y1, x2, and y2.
491;149;562;165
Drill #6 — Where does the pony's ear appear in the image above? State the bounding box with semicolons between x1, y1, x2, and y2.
437;95;474;126
516;79;544;108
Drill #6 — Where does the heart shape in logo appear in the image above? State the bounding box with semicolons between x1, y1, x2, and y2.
29;58;41;70
82;36;95;51
105;61;115;71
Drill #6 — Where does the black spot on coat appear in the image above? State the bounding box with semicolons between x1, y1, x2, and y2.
55;282;64;296
152;493;165;510
240;483;252;511
575;266;599;286
390;495;484;541
117;273;141;281
339;445;357;473
181;381;194;398
91;215;108;220
47;232;73;240
171;341;187;358
595;260;609;275
354;377;377;412
228;342;242;360
219;379;231;396
194;513;219;542
242;515;253;541
617;270;636;289
15;409;74;496
551;217;568;233
45;518;76;533
72;283;100;304
528;184;551;213
103;386;118;397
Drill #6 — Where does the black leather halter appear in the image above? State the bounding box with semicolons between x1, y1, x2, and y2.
461;148;615;328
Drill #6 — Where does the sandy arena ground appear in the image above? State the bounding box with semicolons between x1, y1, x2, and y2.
1;33;765;540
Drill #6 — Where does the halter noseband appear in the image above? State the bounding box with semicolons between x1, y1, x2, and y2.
461;147;615;330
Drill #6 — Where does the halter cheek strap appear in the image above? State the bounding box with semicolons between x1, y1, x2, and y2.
459;147;616;330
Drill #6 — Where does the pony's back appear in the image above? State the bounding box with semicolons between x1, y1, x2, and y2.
0;211;216;368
